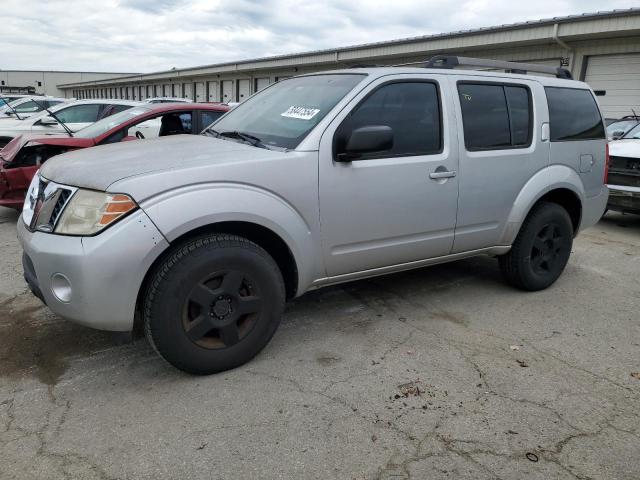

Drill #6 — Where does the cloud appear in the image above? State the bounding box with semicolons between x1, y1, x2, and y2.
1;0;638;72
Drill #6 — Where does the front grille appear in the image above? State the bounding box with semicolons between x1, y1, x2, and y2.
609;156;640;188
26;178;77;233
48;188;72;228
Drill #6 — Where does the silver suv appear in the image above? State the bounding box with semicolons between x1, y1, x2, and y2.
18;57;609;374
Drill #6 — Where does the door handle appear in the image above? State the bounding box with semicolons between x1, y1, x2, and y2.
429;170;457;180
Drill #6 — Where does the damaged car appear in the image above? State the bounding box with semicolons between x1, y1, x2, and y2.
0;102;229;210
607;124;640;214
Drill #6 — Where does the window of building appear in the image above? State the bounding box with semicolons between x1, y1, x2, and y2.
545;87;605;141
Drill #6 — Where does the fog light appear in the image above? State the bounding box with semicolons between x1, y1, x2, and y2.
51;273;72;303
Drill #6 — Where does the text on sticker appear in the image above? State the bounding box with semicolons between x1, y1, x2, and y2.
281;106;320;120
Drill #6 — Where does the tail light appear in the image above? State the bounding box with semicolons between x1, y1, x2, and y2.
604;143;610;184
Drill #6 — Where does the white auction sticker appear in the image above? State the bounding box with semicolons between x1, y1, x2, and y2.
281;106;320;120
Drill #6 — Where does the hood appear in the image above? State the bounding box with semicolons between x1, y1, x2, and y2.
0;133;79;163
40;134;285;191
608;139;640;159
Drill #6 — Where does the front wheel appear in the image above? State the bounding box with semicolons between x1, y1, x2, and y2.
498;202;573;291
144;234;285;374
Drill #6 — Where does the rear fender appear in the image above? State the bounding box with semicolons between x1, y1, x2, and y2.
500;165;585;245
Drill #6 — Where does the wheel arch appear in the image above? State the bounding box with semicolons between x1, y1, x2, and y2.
501;165;585;244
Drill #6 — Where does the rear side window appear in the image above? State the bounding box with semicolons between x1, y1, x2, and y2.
545;87;605;141
458;83;532;150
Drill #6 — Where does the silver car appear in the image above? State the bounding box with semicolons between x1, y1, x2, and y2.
18;57;609;374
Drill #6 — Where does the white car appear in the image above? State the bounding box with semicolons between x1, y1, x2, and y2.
606;124;640;215
0;96;69;120
0;99;142;147
145;97;193;104
0;94;44;105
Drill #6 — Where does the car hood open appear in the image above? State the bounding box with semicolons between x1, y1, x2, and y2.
0;133;87;163
40;134;286;191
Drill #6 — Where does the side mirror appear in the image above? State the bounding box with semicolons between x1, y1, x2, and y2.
39;116;58;126
337;125;393;161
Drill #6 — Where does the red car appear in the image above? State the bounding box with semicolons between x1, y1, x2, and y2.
0;102;229;209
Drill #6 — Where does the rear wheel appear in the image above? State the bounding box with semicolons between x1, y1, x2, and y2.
499;202;573;291
144;234;285;374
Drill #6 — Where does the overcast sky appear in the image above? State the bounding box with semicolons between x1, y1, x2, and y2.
2;0;639;73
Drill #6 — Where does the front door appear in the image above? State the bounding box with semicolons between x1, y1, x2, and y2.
319;76;459;277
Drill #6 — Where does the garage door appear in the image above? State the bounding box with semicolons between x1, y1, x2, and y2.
585;53;640;118
237;79;251;102
195;82;205;102
255;77;270;92
221;80;234;103
207;81;219;102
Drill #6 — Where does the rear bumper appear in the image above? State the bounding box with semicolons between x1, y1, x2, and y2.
579;185;609;231
18;209;170;332
606;184;640;214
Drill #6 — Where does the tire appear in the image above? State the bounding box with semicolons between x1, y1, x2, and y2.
144;234;285;374
498;201;573;291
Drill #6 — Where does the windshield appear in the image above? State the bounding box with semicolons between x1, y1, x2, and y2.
207;74;366;149
622;123;640;139
74;107;151;138
607;119;639;138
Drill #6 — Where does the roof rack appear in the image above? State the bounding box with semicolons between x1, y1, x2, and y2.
425;55;573;79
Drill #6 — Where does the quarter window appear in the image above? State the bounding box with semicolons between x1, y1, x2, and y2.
458;83;532;150
545;87;605;141
336;81;442;159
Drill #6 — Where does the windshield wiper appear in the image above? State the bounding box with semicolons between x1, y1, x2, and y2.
207;129;271;149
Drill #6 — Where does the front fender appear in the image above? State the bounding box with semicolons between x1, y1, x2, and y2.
140;183;322;295
500;165;585;245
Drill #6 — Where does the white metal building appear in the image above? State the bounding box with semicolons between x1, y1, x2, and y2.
57;9;640;117
0;70;138;98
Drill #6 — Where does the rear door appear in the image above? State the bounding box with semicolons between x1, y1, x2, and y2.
319;74;459;276
450;76;549;252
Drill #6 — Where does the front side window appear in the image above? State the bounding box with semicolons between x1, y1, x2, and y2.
335;81;442;159
54;104;102;123
209;74;365;149
545;87;605;141
458;83;532;150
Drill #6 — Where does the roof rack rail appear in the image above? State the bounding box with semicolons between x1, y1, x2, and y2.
425;55;573;79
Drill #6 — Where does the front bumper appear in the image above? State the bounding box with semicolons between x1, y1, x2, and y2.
18;209;170;332
606;184;640;214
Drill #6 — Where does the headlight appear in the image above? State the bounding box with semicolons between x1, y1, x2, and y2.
55;190;137;235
